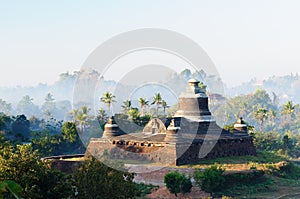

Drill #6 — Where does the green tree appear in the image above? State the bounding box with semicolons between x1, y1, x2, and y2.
62;121;77;143
282;100;295;121
129;107;140;121
161;100;169;117
0;113;12;133
254;108;269;132
0;144;73;198
121;100;132;117
151;93;162;117
164;171;192;197
0;180;22;199
100;92;116;116
16;95;40;118
138;98;149;116
71;106;91;134
41;93;57;119
194;164;225;196
11;114;30;140
0;99;12;115
74;158;139;199
96;108;107;125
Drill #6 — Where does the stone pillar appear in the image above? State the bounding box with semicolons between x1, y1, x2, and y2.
102;116;121;138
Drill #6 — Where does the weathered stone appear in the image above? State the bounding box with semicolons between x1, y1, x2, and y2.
85;79;256;166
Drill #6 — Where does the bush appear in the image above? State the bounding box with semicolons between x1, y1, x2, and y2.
73;158;139;199
164;171;192;197
0;144;73;198
194;164;225;195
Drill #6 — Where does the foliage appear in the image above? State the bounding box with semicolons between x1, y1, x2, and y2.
73;158;139;199
0;99;12;115
194;164;225;195
61;121;77;143
0;180;22;199
135;183;158;197
164;171;192;197
138;98;149;116
100;92;116;116
151;93;163;117
11;114;30;141
0;144;73;199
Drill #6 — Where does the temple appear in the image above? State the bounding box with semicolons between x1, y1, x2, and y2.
85;79;256;165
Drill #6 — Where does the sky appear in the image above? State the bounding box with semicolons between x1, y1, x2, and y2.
0;0;300;87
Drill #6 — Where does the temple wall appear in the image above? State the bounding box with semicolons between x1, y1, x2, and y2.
85;138;177;165
176;137;256;165
85;136;256;166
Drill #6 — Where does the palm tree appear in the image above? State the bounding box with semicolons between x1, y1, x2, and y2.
97;108;107;124
282;100;295;120
151;93;162;117
100;92;116;116
75;106;91;134
162;100;169;117
268;109;277;127
121;100;132;117
70;109;79;122
70;106;91;134
254;108;268;132
138;98;149;116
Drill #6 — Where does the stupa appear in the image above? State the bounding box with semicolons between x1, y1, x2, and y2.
85;79;256;165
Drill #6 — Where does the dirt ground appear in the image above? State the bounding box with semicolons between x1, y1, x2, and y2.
146;186;210;199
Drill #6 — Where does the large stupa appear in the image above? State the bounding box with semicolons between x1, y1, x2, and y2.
85;79;256;165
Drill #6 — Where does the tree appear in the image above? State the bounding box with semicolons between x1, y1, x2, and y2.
100;92;116;116
0;99;12;115
129;107;140;121
16;95;40;118
74;158;139;199
138;98;149;116
0;113;12;132
96;108;107;125
161;100;169;117
0;144;73;198
121;100;132;117
282;100;295;121
11;114;30;140
164;171;192;197
62;121;77;143
0;180;22;199
151;93;162;117
73;106;91;134
41;93;56;118
254;108;269;132
194;164;225;196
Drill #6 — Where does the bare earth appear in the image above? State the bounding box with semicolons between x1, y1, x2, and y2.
146;186;210;199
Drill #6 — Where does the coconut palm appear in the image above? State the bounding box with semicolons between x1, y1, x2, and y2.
254;108;268;132
282;100;295;120
121;100;131;114
138;98;149;116
100;92;116;116
162;100;169;117
151;93;162;117
71;106;91;134
97;108;107;123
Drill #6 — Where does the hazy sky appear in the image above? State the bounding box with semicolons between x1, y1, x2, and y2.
0;0;300;87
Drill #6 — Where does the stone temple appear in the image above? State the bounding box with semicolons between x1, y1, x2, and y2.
85;79;256;165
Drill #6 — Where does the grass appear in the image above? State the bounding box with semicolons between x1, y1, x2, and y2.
189;151;286;165
219;175;300;198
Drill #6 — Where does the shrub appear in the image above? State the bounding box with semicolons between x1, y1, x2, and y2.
194;164;225;195
164;171;192;197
